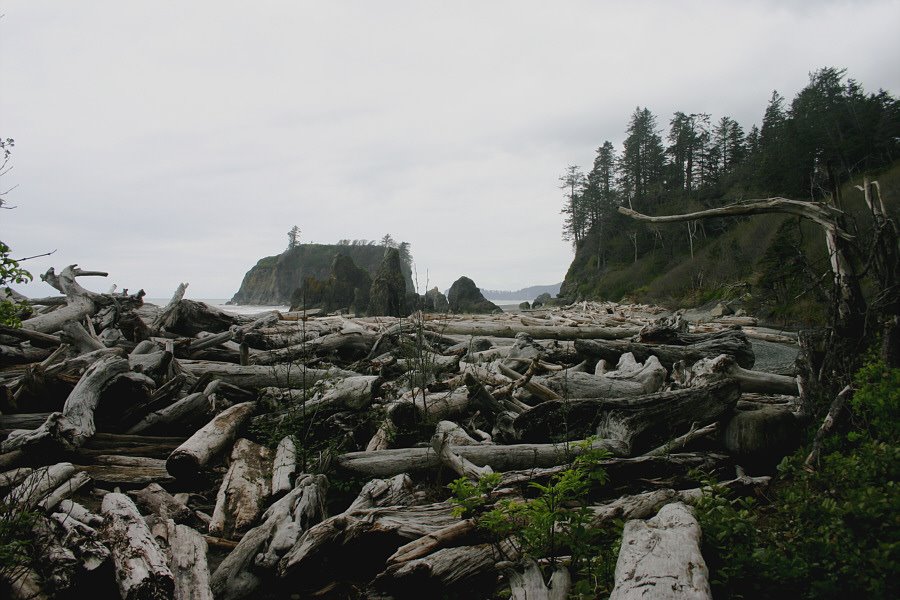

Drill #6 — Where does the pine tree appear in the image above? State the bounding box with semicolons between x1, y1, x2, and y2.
560;165;587;245
619;107;664;210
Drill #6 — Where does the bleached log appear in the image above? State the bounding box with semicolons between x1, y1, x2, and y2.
177;361;355;390
507;559;571;600
387;518;477;564
101;492;175;600
538;353;667;398
496;362;561;402
609;502;711;600
303;374;382;412
428;322;640;340
642;422;718;457
209;438;272;539
346;473;417;512
166;401;256;479
434;420;482;446
126;379;222;435
211;474;327;600
431;431;493;480
4;462;77;510
384;386;470;430
0;466;33;492
271;436;298;497
61;320;105;354
164;520;214;600
82;456;174;487
684;354;798;395
33;516;78;592
37;470;92;512
130;483;194;524
57;498;103;526
21;265;109;334
337;437;628;478
575;328;755;369
1;355;131;452
278;502;460;587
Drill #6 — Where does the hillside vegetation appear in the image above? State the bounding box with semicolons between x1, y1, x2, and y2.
559;67;899;324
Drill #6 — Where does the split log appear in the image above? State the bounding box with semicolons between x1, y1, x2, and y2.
101;492;175;600
49;510;111;572
514;380;740;454
609;502;711;600
164;520;214;600
681;354;798;395
538;353;666;399
211;474;328;600
575;328;755;369
336;437;628;478
209;438;272;539
277;502;460;589
507;559;571;600
271;436;298;497
166;401;256;479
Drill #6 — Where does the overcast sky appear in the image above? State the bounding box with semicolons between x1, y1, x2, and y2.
2;1;899;301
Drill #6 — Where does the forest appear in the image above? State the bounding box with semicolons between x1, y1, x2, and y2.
559;67;899;317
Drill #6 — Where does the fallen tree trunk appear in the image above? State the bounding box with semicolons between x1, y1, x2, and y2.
427;322;640;340
336;437;629;478
538;353;667;399
681;354;798;395
209;438;272;540
609;502;711;600
177;361;356;390
163;520;214;600
514;380;740;454
575;329;755;369
166;401;256;479
101;492;175;600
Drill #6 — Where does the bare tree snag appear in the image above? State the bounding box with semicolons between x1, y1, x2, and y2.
166;401;256;479
101;492;175;600
209;438;272;539
610;502;711;600
804;384;853;469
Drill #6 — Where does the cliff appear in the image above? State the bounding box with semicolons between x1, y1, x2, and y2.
230;244;414;305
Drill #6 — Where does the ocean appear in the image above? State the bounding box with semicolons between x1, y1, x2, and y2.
143;298;290;316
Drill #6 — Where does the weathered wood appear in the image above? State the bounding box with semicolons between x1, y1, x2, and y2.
209;438;272;539
538;353;667;398
431;431;493;480
130;483;194;524
609;502;711;600
507;559;571;600
805;384;853;469
683;354;798;395
4;462;77;510
83;456;174;487
211;474;328;600
126;379;221;435
101;492;175;600
163;520;214;600
575;328;755;369
346;474;418;512
61;320;105;354
336;437;628;478
271;436;298;497
37;470;91;512
0;343;54;364
49;510;111;572
387;518;478;564
514;380;741;454
177;361;355;390
428;322;640;340
166;401;256;479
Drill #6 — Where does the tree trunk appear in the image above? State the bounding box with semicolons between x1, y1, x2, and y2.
166;401;256;479
609;502;711;600
575;329;755;370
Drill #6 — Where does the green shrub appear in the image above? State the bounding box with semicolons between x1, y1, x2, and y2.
696;358;900;599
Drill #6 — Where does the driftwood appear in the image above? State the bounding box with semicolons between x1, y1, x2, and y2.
49;510;111;572
428;322;640;340
681;354;798;395
162;520;214;600
177;361;355;390
101;492;175;600
336;437;629;478
507;559;571;600
130;483;195;524
514;380;741;454
210;474;328;600
575;328;754;369
609;502;711;600
271;435;298;497
166;401;256;479
209;438;272;539
126;379;223;435
4;462;77;510
538;353;667;398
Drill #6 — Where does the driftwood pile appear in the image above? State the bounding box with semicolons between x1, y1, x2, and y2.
0;265;801;599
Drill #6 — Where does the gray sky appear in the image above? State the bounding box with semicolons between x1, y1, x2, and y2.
2;1;899;300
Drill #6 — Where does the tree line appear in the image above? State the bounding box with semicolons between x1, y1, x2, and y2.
560;67;899;262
